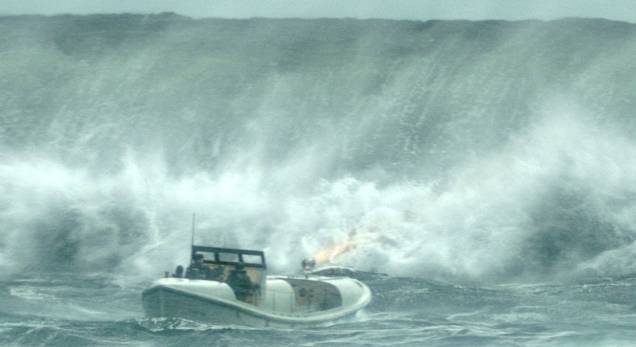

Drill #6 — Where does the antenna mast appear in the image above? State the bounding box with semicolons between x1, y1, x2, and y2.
190;213;196;261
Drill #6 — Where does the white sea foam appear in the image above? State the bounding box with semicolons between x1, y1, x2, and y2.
1;110;635;283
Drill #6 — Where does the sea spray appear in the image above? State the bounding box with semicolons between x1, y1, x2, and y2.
1;15;636;284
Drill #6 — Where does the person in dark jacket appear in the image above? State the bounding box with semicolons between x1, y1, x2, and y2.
172;265;184;278
227;262;253;301
186;253;208;279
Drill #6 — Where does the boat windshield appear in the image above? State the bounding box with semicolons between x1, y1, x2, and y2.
191;245;267;269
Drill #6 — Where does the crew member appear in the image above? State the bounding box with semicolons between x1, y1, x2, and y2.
172;265;184;278
227;262;253;302
186;253;208;279
301;258;316;271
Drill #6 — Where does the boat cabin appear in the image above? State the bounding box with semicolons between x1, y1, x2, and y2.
186;245;267;304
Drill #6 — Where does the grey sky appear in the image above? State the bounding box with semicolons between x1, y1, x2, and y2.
1;0;635;23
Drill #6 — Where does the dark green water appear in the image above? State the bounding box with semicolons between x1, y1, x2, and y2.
1;273;636;346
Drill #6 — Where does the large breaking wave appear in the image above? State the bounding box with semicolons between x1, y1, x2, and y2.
1;14;636;282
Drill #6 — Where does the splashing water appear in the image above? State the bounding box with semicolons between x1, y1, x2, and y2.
1;15;636;284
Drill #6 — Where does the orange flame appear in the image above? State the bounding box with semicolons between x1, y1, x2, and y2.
314;239;357;265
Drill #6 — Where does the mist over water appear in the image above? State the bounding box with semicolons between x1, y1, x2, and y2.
1;14;636;284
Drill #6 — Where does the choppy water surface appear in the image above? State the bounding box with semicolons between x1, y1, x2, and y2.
1;273;636;346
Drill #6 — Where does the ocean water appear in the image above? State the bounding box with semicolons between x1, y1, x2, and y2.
1;273;636;346
1;14;636;346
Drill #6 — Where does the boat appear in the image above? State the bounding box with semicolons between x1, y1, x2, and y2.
142;245;372;327
308;265;388;281
301;258;388;280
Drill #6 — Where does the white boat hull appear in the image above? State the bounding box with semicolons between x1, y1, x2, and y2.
142;276;372;327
